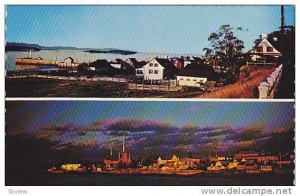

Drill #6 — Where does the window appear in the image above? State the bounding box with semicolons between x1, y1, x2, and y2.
193;79;197;82
149;69;153;74
187;78;190;81
257;46;263;52
154;70;158;74
154;63;158;67
180;78;184;80
267;47;273;52
149;63;153;67
136;70;143;74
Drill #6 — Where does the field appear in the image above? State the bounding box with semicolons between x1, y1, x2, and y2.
6;67;274;98
5;78;203;98
196;68;275;98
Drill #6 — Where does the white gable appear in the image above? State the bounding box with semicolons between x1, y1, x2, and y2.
141;58;165;80
143;59;165;69
256;37;281;55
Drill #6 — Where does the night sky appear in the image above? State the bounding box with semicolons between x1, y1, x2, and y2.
6;101;295;163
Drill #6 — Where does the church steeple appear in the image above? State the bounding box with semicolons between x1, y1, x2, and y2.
122;131;125;152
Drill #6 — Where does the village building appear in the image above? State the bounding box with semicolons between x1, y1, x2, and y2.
87;59;115;74
257;155;279;164
249;34;282;65
124;58;139;69
157;157;168;165
234;151;260;160
92;163;103;172
245;163;260;174
103;133;132;170
77;165;87;172
160;155;179;171
207;161;226;171
135;58;177;81
61;164;81;172
260;164;273;172
207;156;219;162
109;58;123;69
236;161;247;172
170;57;184;70
59;57;80;69
228;159;239;170
177;64;218;87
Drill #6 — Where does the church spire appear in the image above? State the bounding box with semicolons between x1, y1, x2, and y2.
122;131;125;152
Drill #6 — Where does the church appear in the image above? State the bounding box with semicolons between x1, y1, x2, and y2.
103;133;132;169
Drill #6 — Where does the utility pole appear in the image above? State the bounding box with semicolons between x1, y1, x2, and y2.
281;5;285;56
279;151;282;169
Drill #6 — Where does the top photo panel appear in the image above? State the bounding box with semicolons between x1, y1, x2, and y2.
5;5;295;99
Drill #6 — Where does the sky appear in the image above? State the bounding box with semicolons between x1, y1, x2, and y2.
6;101;295;161
6;5;295;54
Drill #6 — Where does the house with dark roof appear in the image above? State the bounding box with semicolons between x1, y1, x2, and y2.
176;64;219;87
109;58;123;69
135;58;177;80
250;34;282;63
87;59;114;73
125;58;139;68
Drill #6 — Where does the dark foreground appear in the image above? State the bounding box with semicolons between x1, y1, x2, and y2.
6;172;294;186
5;78;203;98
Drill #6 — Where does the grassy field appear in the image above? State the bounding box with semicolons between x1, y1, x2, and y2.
195;67;275;99
6;68;274;98
5;78;204;98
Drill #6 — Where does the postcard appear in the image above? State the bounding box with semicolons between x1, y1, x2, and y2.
4;5;295;99
5;101;294;186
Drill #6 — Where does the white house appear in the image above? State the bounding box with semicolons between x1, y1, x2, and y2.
250;34;282;62
59;57;80;69
177;64;218;87
135;58;177;81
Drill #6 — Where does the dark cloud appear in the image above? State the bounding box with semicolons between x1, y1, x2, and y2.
7;118;294;162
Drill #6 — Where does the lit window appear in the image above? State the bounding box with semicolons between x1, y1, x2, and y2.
267;47;273;52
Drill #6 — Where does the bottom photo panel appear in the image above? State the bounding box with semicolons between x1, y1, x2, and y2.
5;101;295;186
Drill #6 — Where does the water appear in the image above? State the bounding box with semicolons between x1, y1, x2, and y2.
6;172;294;186
5;50;189;71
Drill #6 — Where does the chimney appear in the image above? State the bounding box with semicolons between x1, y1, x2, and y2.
261;34;267;39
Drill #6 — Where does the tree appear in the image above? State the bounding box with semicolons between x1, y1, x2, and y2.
267;26;295;99
204;25;246;82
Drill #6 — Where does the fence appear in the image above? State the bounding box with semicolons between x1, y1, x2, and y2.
7;73;128;83
128;82;182;92
257;64;283;99
247;62;276;72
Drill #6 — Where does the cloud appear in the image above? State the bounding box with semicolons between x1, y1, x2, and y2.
17;118;294;159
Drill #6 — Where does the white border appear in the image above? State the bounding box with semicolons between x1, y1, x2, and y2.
1;1;298;196
5;97;296;102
